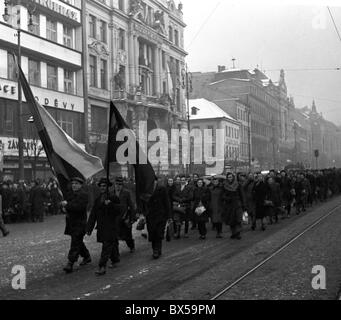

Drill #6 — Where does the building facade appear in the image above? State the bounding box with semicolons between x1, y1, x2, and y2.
0;0;84;181
85;0;188;175
189;98;241;175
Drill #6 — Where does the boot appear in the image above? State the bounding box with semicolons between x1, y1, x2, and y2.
80;256;92;266
95;266;106;276
153;249;160;259
63;261;74;274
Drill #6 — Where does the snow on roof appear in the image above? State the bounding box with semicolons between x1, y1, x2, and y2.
189;98;237;122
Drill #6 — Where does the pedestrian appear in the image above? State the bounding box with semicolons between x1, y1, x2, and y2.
243;173;256;230
172;175;193;239
223;173;245;240
193;178;211;240
114;177;137;254
62;177;91;274
144;177;172;259
252;173;269;231
86;178;122;276
0;186;10;237
266;176;282;224
209;176;224;238
29;179;48;222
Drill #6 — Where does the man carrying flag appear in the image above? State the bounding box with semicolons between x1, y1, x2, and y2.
16;59;103;273
106;102;171;259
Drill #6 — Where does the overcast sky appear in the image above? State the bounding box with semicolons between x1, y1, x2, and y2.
181;0;341;125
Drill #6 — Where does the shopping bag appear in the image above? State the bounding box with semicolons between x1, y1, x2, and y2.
242;211;249;224
136;215;146;231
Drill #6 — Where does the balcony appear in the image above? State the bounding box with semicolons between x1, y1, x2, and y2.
0;23;82;67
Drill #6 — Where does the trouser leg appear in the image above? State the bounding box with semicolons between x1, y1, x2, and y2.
125;226;135;249
68;234;87;263
0;214;9;235
198;221;207;236
110;238;120;263
214;222;222;234
99;241;114;268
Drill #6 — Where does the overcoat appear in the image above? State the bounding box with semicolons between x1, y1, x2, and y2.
209;185;225;224
193;186;211;223
252;181;270;219
222;181;244;227
64;190;88;236
145;185;171;242
116;189;136;241
86;194;122;243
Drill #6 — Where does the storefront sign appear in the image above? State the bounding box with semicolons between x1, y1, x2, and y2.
0;137;46;158
31;0;81;23
0;79;84;113
0;142;4;172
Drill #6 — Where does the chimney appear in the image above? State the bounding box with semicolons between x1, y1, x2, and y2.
218;65;226;72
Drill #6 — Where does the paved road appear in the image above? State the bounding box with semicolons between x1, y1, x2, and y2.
1;197;341;300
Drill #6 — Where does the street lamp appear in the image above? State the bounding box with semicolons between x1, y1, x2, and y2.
3;0;36;181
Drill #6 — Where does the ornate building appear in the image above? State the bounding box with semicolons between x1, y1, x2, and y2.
85;0;188;175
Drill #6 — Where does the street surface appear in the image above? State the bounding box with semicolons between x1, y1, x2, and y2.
1;197;341;300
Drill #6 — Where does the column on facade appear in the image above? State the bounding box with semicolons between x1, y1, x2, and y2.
154;46;161;97
134;36;139;88
128;32;136;89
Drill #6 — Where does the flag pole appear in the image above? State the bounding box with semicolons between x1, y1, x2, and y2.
106;102;114;200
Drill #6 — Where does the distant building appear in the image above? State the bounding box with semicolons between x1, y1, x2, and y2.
189;98;241;175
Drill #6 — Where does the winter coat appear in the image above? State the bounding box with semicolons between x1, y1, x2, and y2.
209;185;225;224
145;185;171;242
222;180;244;227
64;190;88;237
253;181;270;219
86;194;122;243
193;186;211;223
29;186;48;216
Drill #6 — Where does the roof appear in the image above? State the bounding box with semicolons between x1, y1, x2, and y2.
189;98;237;122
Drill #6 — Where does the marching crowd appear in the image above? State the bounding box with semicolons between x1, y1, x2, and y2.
1;168;341;276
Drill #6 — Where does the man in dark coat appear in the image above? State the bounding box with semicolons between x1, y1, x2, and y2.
87;178;122;276
29;179;48;222
114;177;137;253
144;178;172;259
62;177;91;274
0;185;10;237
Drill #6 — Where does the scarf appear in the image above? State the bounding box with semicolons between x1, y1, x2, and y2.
225;179;239;192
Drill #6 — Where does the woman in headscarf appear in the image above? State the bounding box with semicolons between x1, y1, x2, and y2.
223;173;245;240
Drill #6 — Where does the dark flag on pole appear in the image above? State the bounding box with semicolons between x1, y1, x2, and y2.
17;63;103;196
105;102;156;209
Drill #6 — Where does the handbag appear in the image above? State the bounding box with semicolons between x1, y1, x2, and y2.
136;215;146;231
242;211;249;224
195;201;206;216
165;220;174;242
173;202;186;215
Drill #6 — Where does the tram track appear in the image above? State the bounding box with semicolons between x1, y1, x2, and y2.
210;203;341;300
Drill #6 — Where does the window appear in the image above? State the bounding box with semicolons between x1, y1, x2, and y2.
63;25;73;48
118;0;124;11
89;15;96;38
2;101;14;133
28;59;40;86
100;20;107;43
91;105;108;134
162;51;166;70
174;30;179;46
119;29;125;50
46;19;57;42
28;13;39;36
169;26;173;42
100;59;107;89
7;53;16;80
47;65;58;90
89;55;97;87
64;69;74;94
57;111;73;137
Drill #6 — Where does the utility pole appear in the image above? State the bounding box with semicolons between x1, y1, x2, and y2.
184;64;192;176
17;29;24;181
246;95;252;172
293;122;298;165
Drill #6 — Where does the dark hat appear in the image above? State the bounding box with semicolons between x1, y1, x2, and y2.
115;176;124;184
71;177;85;185
97;178;113;187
